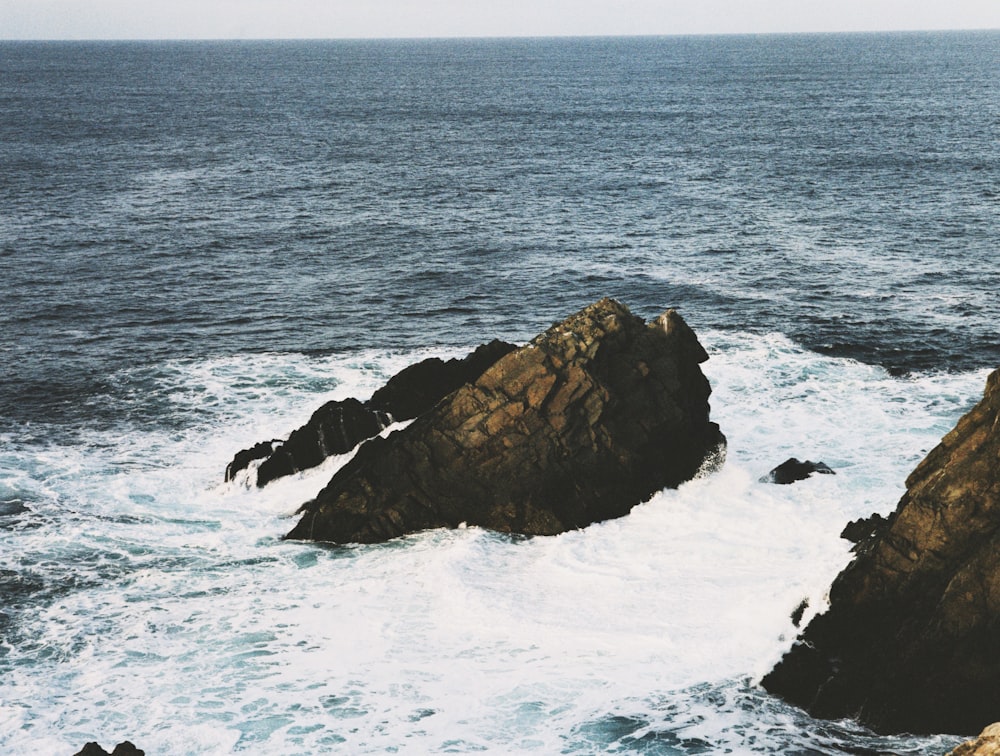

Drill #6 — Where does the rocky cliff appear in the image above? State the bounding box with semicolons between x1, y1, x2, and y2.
762;368;1000;735
286;298;725;543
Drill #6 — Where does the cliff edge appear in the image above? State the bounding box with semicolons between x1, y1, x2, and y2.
763;369;1000;735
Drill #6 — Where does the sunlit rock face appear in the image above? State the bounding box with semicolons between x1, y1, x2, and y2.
949;723;1000;756
286;298;726;544
763;368;1000;736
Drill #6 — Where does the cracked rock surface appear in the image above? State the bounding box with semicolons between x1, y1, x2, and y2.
286;298;725;543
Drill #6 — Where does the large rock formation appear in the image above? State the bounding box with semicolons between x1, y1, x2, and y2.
226;340;516;486
286;298;725;543
762;368;1000;735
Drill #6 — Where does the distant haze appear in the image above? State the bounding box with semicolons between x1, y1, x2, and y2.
2;0;998;40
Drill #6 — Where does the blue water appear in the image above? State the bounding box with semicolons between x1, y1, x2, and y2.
1;33;997;753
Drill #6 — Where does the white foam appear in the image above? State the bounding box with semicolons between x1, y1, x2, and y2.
0;335;985;753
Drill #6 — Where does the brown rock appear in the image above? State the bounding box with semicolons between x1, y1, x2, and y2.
950;723;1000;756
286;298;725;543
762;368;1000;735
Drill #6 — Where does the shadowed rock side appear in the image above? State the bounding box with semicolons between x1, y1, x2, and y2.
762;368;1000;736
286;298;726;544
225;340;516;486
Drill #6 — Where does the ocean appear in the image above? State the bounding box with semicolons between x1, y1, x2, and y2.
1;32;997;753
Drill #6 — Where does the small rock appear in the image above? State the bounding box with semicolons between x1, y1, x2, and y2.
790;599;809;628
762;458;835;484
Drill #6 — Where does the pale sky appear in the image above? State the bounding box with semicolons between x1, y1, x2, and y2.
2;0;998;40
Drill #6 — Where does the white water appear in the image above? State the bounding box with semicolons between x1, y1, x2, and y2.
0;332;983;754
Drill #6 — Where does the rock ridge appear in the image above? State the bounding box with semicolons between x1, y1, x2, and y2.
225;339;517;486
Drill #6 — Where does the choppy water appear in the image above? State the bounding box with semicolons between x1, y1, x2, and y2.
1;33;997;753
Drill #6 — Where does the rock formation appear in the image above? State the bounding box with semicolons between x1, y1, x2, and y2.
761;458;834;484
762;368;1000;735
286;298;725;543
226;340;516;486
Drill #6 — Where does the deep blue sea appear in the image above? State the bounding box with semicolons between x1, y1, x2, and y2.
1;33;998;753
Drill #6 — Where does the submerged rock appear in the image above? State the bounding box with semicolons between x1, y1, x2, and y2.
286;298;726;543
225;339;516;486
762;368;1000;735
761;458;834;484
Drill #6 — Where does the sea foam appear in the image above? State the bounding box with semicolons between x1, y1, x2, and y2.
0;333;982;753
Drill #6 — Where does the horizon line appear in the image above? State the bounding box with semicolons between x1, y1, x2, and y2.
2;26;998;44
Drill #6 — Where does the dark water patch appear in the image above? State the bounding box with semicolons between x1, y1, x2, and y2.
0;499;29;519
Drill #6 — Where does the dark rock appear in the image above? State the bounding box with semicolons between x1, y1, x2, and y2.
790;599;808;628
254;398;391;487
225;339;517;486
762;368;1000;735
74;745;109;756
762;458;835;484
839;512;890;549
286;298;726;543
73;742;144;756
109;744;143;756
224;440;279;482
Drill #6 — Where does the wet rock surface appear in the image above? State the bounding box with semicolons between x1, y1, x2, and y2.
763;369;1000;735
226;339;516;486
287;298;725;544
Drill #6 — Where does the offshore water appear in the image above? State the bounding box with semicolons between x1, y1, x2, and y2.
1;33;998;753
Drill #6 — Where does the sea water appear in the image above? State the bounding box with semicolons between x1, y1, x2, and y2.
1;34;998;753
